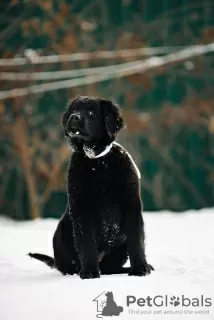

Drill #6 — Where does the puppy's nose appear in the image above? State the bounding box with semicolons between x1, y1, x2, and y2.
70;113;81;122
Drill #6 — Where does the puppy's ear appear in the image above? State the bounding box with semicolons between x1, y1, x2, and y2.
101;99;124;139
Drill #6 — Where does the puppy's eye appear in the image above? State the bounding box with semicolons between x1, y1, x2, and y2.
88;110;96;116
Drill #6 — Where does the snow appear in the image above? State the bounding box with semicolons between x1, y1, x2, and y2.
0;210;214;320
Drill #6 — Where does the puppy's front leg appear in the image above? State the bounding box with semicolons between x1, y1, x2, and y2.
123;190;154;276
74;226;100;279
69;200;100;279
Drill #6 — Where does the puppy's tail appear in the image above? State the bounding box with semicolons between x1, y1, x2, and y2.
28;253;55;269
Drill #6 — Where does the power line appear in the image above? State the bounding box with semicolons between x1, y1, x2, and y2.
0;45;190;66
0;43;213;100
0;60;142;81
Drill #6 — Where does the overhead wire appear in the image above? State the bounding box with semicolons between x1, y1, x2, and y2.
0;43;213;100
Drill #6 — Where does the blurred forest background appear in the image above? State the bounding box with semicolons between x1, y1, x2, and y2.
0;0;214;220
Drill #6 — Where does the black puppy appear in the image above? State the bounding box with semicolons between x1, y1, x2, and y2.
29;96;154;279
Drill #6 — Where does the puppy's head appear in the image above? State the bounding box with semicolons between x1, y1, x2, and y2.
62;96;124;148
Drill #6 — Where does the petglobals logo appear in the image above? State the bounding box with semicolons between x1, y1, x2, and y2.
92;292;212;318
127;295;212;316
93;291;123;318
126;295;212;308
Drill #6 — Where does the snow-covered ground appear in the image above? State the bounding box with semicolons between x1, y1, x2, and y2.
0;210;214;320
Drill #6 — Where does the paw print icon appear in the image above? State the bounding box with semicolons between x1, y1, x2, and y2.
170;296;180;307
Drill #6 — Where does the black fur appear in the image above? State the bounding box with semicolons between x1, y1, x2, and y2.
29;96;154;279
28;253;54;268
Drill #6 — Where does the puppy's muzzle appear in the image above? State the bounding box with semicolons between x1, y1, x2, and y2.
67;113;82;130
66;113;86;136
70;113;81;123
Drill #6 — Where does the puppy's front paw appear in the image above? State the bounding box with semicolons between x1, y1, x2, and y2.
129;263;154;277
80;270;100;279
